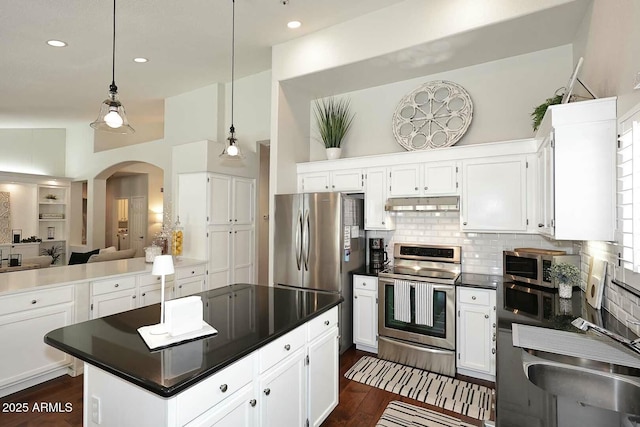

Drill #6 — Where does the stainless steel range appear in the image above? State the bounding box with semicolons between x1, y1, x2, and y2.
378;243;461;376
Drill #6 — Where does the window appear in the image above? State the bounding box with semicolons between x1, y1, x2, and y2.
616;106;640;283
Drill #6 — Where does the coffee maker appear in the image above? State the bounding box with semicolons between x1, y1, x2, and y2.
369;238;388;271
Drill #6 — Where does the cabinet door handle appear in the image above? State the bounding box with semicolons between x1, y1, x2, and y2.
31;299;37;305
471;296;476;300
362;282;366;287
424;187;428;191
354;295;358;299
249;399;256;407
324;320;330;326
538;223;544;227
284;344;291;351
179;285;183;289
264;388;271;396
234;219;237;222
142;293;146;297
484;314;489;319
114;283;119;288
463;222;467;226
492;348;496;355
220;384;228;393
132;295;136;299
414;187;418;191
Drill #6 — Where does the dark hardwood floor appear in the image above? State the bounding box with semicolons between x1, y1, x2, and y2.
0;347;491;426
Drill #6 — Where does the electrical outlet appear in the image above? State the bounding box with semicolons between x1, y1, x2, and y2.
91;395;101;425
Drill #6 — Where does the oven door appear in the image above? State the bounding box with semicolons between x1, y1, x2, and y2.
377;277;455;350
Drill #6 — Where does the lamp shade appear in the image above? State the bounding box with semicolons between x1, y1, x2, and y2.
90;90;135;134
152;254;175;276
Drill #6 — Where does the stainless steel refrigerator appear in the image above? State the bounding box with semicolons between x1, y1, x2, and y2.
274;192;365;353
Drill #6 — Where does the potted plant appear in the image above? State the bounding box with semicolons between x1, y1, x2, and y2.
531;89;564;132
313;96;355;160
549;262;580;299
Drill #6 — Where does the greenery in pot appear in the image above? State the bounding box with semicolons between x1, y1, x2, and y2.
531;91;564;132
313;97;355;149
549;262;580;286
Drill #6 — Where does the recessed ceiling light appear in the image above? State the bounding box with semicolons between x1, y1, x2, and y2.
287;21;301;29
46;40;67;47
133;57;148;63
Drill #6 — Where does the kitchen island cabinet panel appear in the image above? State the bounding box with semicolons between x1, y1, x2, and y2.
308;326;339;427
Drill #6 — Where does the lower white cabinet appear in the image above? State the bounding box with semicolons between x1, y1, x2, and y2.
353;274;378;352
308;326;339;427
0;285;74;397
456;287;496;381
258;347;308;426
185;383;256;427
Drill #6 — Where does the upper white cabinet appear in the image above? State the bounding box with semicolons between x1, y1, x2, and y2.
535;97;616;241
177;172;256;289
364;168;394;230
389;161;458;197
461;155;532;232
298;169;363;193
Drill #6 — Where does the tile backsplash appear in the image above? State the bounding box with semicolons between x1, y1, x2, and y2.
364;211;640;334
366;211;575;275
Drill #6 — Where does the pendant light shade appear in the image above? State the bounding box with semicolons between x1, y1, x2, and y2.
90;0;135;134
220;0;242;159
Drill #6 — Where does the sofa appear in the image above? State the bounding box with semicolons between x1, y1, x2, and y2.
68;247;137;265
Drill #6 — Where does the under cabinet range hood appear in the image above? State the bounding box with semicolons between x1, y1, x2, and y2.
385;196;460;212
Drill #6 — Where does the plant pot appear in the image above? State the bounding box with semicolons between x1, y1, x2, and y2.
326;147;342;160
558;282;573;299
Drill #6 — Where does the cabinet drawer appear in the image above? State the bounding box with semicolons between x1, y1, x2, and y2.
307;306;338;341
458;287;491;306
92;275;136;296
258;325;306;373
175;264;206;280
177;353;255;425
138;273;175;287
354;275;377;291
0;286;73;315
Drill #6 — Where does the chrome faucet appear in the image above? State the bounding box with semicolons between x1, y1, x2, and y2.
572;317;640;355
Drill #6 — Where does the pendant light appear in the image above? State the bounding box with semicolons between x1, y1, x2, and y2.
90;0;135;134
220;0;242;159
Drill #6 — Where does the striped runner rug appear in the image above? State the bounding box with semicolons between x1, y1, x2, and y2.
345;356;492;420
376;401;477;427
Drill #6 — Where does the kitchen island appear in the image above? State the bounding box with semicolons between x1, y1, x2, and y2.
45;283;342;427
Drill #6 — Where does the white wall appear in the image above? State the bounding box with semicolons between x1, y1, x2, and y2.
309;46;572;161
0;183;38;240
0;129;66;176
573;0;640;117
224;70;272;152
164;83;224;145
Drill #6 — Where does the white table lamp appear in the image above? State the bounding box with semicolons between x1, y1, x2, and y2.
150;255;174;333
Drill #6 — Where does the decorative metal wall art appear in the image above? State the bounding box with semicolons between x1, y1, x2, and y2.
392;80;473;150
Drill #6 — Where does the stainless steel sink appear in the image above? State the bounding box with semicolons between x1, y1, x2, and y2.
522;349;640;415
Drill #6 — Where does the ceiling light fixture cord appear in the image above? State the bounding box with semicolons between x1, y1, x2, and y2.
230;0;235;129
111;0;117;92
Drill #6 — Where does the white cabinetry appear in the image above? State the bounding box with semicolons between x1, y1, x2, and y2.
535;97;616;241
177;172;255;290
0;285;74;397
461;155;531;232
175;264;206;297
259;348;307;426
364;168;394;230
298;169;364;193
456;287;496;381
90;275;138;319
138;273;175;307
353;274;378;352
389;162;458;197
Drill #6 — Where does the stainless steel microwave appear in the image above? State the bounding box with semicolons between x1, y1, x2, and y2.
503;248;580;289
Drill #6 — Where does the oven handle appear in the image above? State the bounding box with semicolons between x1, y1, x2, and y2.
378;278;456;290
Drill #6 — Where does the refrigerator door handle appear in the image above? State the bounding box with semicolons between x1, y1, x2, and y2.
295;210;303;270
303;209;310;271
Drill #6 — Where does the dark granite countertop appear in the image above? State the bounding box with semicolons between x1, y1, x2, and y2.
45;283;343;398
350;265;385;277
459;272;502;290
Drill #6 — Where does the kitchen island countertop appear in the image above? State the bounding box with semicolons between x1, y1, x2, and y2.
45;283;343;397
